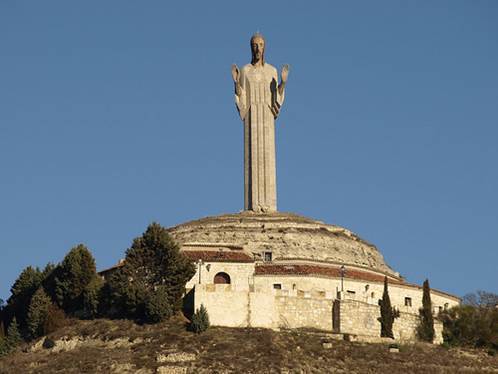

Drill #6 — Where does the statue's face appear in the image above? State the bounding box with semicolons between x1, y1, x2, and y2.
251;37;265;61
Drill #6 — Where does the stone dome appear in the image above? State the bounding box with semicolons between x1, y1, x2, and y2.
168;211;397;276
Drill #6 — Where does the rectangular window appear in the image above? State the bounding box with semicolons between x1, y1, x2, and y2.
404;297;412;307
264;252;272;262
347;290;356;295
273;283;282;290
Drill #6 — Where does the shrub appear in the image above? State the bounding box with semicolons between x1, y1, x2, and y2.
42;337;55;349
43;304;68;335
417;279;435;342
27;288;52;339
440;304;498;351
190;304;210;334
378;276;399;338
104;223;195;323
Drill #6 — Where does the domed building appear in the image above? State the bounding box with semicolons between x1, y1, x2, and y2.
171;212;458;343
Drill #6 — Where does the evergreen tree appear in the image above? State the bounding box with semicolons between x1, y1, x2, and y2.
105;223;196;322
6;266;43;327
144;286;171;323
417;278;435;342
378;276;399;338
51;244;100;315
6;317;22;349
27;288;52;339
190;304;210;334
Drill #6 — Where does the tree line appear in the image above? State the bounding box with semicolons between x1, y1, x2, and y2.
379;277;497;352
0;223;204;356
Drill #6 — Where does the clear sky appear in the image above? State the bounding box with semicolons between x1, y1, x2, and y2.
1;1;497;301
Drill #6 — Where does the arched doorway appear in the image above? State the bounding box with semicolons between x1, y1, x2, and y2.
214;272;231;284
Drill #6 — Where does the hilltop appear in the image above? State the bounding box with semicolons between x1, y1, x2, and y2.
0;317;497;374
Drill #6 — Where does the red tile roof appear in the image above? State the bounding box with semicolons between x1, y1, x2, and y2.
254;264;403;284
182;250;254;263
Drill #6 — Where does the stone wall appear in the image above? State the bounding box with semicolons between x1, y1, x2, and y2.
192;285;444;344
193;284;276;328
193;285;334;330
337;299;381;337
254;274;459;314
275;295;333;330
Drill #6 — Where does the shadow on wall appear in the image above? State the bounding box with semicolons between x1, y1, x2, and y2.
183;288;195;320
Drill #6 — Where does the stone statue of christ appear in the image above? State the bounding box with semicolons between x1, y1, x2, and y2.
231;33;289;213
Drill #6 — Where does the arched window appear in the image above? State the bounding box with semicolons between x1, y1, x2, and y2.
214;272;231;284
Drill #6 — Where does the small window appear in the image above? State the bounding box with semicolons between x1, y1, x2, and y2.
438;306;443;313
264;252;272;262
404;297;412;307
347;290;356;295
444;303;449;310
273;283;282;290
371;292;375;299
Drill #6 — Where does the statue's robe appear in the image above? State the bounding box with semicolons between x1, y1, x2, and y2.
235;63;285;212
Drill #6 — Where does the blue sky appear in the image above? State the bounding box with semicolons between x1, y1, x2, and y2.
1;1;497;301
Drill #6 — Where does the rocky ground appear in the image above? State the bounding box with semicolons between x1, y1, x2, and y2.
0;317;497;373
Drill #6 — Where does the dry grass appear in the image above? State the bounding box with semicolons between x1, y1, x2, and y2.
0;318;497;373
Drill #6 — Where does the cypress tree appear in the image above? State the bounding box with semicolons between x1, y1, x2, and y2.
378;276;399;338
417;279;435;342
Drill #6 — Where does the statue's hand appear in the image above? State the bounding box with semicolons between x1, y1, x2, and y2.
281;64;290;83
231;64;240;83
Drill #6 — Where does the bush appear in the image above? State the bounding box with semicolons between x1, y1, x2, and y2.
190;304;210;334
417;279;435;342
440;304;498;351
27;288;52;339
43;304;68;335
104;223;195;323
42;337;55;349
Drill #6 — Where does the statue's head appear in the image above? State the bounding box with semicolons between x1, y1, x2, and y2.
250;32;265;65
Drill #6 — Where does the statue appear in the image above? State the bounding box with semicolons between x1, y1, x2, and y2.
231;33;289;213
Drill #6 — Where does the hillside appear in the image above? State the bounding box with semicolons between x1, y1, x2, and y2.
0;318;497;374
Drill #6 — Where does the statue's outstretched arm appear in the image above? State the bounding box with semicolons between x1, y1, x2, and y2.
231;64;242;96
278;64;289;96
232;64;247;120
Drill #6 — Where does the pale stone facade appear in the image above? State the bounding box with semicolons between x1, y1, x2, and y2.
180;239;458;344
